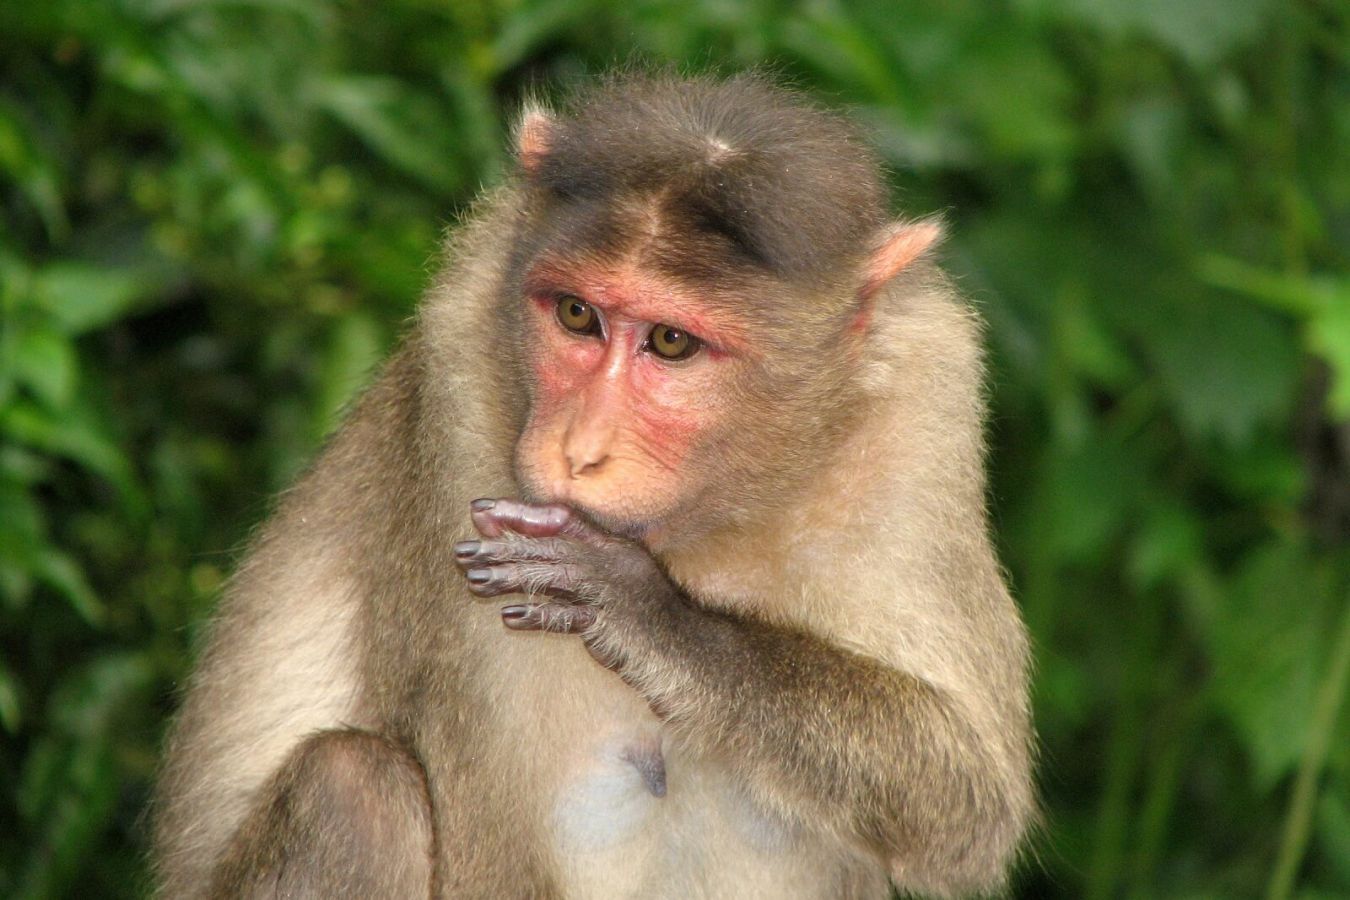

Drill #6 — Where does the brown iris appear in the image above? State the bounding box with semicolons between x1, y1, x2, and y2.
555;296;599;335
649;324;698;360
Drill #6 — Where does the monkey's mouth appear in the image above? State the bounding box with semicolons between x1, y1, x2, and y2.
513;446;682;545
517;483;657;543
582;508;654;542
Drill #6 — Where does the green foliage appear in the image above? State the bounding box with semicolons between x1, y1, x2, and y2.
2;0;1347;896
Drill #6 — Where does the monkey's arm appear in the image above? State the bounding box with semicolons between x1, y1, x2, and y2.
457;499;1031;894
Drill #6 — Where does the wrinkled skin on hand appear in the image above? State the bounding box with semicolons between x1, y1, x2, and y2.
453;498;684;670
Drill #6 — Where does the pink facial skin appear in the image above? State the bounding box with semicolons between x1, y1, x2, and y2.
514;261;748;535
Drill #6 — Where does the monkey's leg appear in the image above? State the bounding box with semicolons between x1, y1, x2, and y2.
207;728;433;899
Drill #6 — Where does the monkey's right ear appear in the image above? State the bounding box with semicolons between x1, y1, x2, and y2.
515;106;555;176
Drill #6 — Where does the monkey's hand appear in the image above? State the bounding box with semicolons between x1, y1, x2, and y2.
453;498;678;662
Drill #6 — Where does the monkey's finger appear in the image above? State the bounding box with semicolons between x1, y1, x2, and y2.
501;603;596;634
469;498;604;543
463;563;588;600
452;537;569;568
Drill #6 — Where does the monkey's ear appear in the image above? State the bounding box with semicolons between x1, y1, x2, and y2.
515;106;555;176
859;219;944;301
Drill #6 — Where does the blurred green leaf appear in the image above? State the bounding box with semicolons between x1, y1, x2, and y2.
947;36;1075;160
0;661;20;732
1310;304;1350;418
31;263;162;336
489;0;602;76
781;3;903;104
1142;293;1299;444
0;478;46;610
1035;0;1277;64
33;550;105;626
14;653;154;900
142;0;331;30
0;400;137;503
315;76;462;193
0;101;68;239
13;328;78;409
1056;287;1136;388
1319;788;1350;886
1127;502;1203;591
1032;436;1141;564
1199;256;1350;419
1207;543;1340;789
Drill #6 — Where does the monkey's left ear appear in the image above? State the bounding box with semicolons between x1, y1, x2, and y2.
859;219;944;301
516;106;555;175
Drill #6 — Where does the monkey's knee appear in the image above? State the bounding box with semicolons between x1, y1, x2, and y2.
211;728;433;899
287;729;434;849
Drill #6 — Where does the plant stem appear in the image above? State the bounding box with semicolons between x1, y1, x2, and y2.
1266;594;1350;900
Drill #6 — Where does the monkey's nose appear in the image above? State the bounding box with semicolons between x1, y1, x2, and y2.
563;407;615;478
566;449;610;478
563;429;612;478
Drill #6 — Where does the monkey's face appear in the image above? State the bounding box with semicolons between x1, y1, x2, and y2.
513;262;758;539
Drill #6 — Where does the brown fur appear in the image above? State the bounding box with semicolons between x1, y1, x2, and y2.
208;729;434;897
151;73;1033;899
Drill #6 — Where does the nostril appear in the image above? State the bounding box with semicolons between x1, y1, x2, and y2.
563;418;614;478
568;454;609;478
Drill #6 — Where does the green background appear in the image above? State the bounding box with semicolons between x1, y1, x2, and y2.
2;1;1348;897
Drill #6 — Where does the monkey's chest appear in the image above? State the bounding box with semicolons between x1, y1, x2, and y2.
548;734;866;899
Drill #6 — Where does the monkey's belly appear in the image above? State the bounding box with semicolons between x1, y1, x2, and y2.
548;735;885;899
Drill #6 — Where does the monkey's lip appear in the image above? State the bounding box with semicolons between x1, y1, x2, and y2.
564;501;656;542
520;484;656;542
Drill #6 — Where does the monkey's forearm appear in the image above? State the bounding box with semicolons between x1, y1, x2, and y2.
595;593;1021;862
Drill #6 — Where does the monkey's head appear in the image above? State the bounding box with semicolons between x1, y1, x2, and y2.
504;74;939;544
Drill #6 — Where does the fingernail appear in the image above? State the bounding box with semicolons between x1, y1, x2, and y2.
471;498;496;511
501;605;528;620
467;569;491;584
454;540;480;557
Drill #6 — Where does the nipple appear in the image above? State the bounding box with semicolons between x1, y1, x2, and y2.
622;739;667;798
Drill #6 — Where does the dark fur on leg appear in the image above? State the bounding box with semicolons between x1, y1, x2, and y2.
208;729;434;899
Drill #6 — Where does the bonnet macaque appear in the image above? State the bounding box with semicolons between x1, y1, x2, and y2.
153;72;1034;899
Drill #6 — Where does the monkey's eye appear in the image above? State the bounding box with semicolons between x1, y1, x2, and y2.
647;324;699;361
555;296;600;336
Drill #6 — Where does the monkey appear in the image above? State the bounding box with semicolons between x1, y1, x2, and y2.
151;72;1035;899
